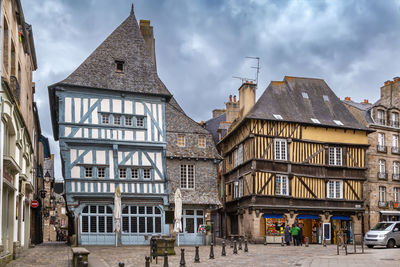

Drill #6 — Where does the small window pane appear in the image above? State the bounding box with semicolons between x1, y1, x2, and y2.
196;210;203;216
146;207;153;214
122;206;129;214
186;210;194;215
155;217;161;233
90;216;97;233
139;217;146;233
197;218;204;232
154;207;161;214
82;216;88;232
106;216;113;232
90;206;97;214
98;206;105;213
83;206;88;213
122;217;129;232
139;206;145;214
99;216;105;233
131;206;137;214
131;217;137;233
147;217;153;233
106;207;112;214
186;218;194;233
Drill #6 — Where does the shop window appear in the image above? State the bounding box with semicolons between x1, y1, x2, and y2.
327;180;343;199
275;175;289;196
328;147;342;166
81;205;113;234
274;139;287;160
121;206;162;234
183;209;204;234
177;134;185;147
180;165;194;189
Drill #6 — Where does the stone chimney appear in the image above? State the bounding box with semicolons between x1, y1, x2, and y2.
139;20;157;70
212;109;225;118
226;95;240;122
238;81;256;118
381;76;400;108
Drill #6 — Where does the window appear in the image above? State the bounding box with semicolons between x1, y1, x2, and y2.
102;114;109;124
180;165;194;189
85;167;93;178
379;186;386;202
273;114;283;120
333;120;344;126
114;115;121;125
131;169;139;179
275;175;289;196
323;95;329;102
238;144;243;165
121;206;162;234
395;188;400;203
125;116;132;126
378;133;385;147
274;139;287;160
81;205;113;234
393;135;399;153
328;147;342;166
392;112;399;127
379;159;386;173
119;168;127;179
377;110;384;125
143;169;151;179
136;117;144;127
327;180;343;199
115;60;124;72
98;167;105;178
394;162;399;180
177;134;185;147
302;92;309;99
198;135;206;148
311;118;320;124
183;209;204;234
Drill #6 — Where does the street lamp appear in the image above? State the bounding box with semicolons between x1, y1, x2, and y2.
40;189;47;199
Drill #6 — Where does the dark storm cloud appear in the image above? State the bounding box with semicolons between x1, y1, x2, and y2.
20;0;400;179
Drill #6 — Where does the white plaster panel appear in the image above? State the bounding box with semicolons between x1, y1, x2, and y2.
65;127;71;137
125;130;133;141
84;183;88;192
156;152;162;176
90;98;98;106
118;152;123;163
154;172;160;180
71;182;75;193
84;128;89;138
113;130;117;140
101;99;110;112
113;99;122;113
118;130;122;140
136;183;140;193
92;129;98;139
77;182;81;192
147;113;152;141
148;184;152;193
74;98;81;122
136;102;144;115
70;149;77;163
107;130;111;139
110;183;115;193
96;151;106;165
97;182;101;193
75;129;82;138
103;183;107;192
83;151;92;164
90;183;94;193
160;185;164;193
71;166;80;178
155;184;159;193
142;154;150;166
109;151;114;179
144;184;147;193
92;107;98;124
125;100;132;114
136;131;144;141
65;97;72;123
132;152;138;165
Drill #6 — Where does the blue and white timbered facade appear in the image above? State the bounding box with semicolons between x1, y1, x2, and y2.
49;9;173;245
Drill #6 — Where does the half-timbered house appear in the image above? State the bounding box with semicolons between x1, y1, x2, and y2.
219;77;371;244
49;7;172;245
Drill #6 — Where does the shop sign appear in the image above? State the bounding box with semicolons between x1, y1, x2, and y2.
198;224;206;234
30;200;39;208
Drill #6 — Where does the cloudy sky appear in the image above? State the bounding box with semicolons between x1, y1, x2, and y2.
20;0;400;179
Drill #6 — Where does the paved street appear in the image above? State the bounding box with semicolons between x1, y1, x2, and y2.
5;242;400;267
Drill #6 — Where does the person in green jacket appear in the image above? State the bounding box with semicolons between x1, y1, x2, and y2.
290;224;300;246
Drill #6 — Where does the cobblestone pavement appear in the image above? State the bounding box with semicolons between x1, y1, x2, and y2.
5;242;400;267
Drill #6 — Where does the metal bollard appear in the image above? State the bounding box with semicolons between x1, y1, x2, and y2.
163;249;169;267
230;236;234;248
118;263;124;267
361;240;364;254
221;241;226;256
345;243;348;255
180;248;186;267
209;242;215;259
145;256;151;267
281;236;284;246
238;238;242;250
323;238;326;247
233;240;238;254
244;239;248;252
353;240;356;254
82;262;88;267
337;241;339;255
305;237;309;247
194;246;200;263
264;235;267;246
78;255;83;267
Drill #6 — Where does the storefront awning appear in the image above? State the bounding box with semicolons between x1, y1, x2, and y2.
331;216;350;221
297;214;319;220
380;211;400;216
262;214;284;219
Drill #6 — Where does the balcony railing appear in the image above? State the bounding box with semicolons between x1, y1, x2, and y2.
392;146;400;154
378;172;388;180
391;120;399;128
377;145;387;153
378;201;388;208
377;118;385;125
393;174;400;181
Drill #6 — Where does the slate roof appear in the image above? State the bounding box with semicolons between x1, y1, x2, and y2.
204;112;226;145
342;100;374;126
50;9;171;99
245;76;370;131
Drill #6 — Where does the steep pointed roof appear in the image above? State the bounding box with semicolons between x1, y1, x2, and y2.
53;9;171;98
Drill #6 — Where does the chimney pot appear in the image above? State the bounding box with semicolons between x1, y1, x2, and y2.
384;80;391;86
364;99;369;104
233;95;237;102
394;77;400;83
344;97;351;101
229;95;232;102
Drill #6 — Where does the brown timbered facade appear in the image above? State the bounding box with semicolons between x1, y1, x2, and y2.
219;77;371;244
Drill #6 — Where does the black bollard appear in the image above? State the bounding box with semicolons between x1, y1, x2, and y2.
337;241;339;255
145;256;151;267
163;249;169;267
221;241;226;256
230;236;234;248
264;235;267;246
78;255;83;267
244;239;248;252
305;237;309;247
323;238;327;247
238;238;242;250
233;240;238;254
118;263;124;267
180;248;186;267
209;242;215;259
194;246;200;263
82;262;88;267
281;236;284;246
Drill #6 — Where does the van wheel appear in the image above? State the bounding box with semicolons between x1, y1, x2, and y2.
387;239;396;248
367;245;374;248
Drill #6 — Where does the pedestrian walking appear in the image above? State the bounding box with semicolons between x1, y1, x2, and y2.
298;224;303;246
284;224;291;246
290;224;299;246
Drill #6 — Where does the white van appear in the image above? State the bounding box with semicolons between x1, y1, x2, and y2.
364;221;400;248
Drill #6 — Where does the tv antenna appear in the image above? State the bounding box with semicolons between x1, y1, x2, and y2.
232;76;255;83
246;56;260;89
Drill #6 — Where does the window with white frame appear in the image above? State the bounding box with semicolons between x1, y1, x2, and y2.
180;165;194;189
377;110;384;125
379;186;386;202
393;135;399;151
102;114;109;124
327;180;343;199
85;167;93;178
177;134;185;147
394;162;399;175
114;115;121;125
98;167;105;178
238;144;243;165
131;169;139;179
119;168;127;179
136;117;144;127
378;133;385;147
198;135;206;148
125;116;132;126
275;175;289;196
143;169;151;179
395;188;400;203
379;159;386;173
328;147;342;166
274;139;287;160
392;112;399;127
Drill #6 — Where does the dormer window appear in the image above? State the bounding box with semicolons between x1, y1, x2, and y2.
392;112;399;128
273;114;283;120
115;60;125;72
377;110;384;125
311;118;320;124
302;92;309;99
